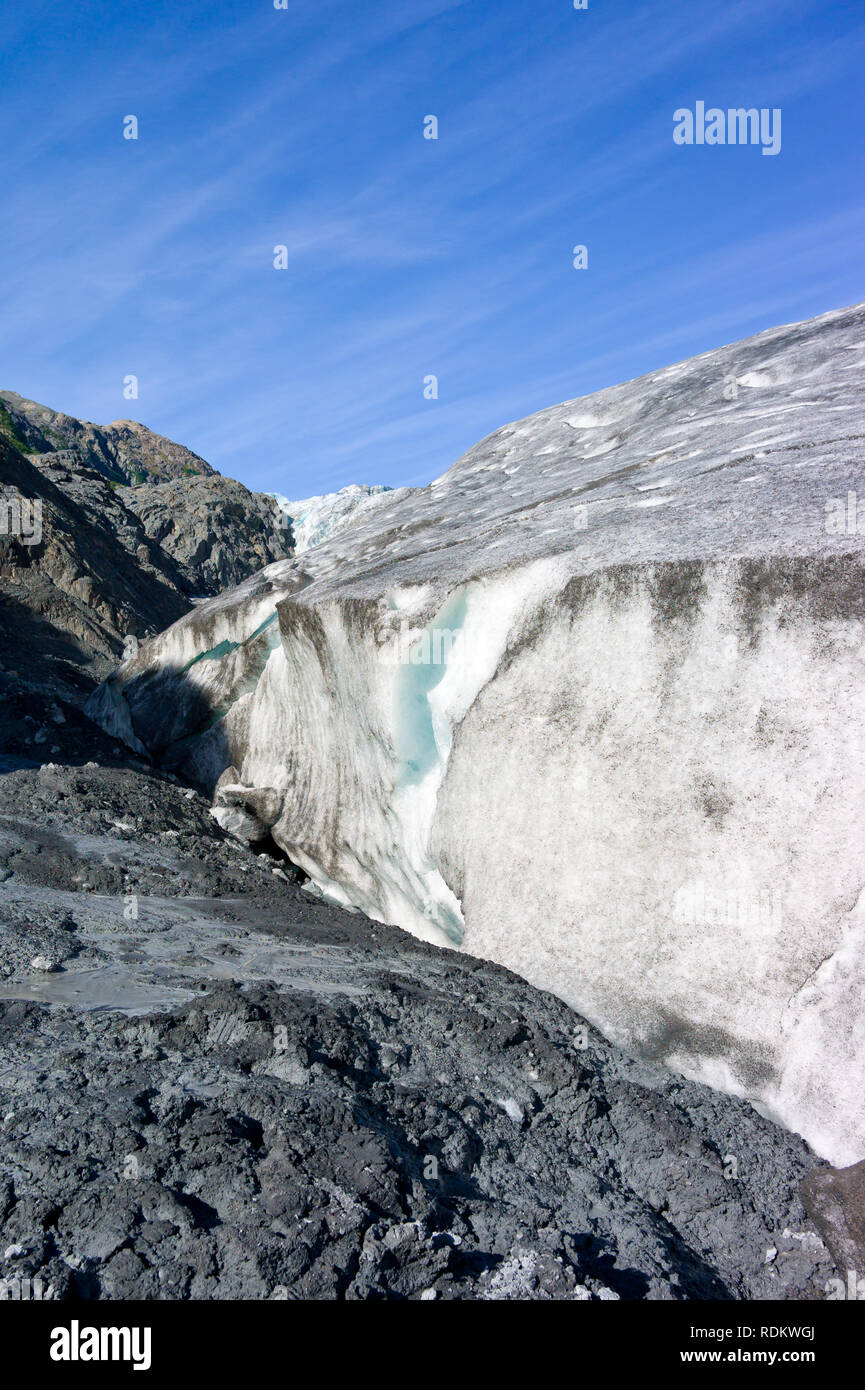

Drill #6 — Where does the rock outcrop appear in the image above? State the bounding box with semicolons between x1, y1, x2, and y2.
0;405;292;727
87;302;865;1168
0;436;192;705
122;474;294;593
0;390;215;486
801;1158;865;1279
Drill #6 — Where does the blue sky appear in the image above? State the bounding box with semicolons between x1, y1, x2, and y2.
1;0;863;497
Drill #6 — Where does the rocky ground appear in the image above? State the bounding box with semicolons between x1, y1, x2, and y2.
0;748;847;1300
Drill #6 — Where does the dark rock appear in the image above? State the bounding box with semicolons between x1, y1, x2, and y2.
801;1160;865;1275
0;759;842;1300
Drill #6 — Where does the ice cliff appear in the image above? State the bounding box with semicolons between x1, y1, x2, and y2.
87;303;865;1167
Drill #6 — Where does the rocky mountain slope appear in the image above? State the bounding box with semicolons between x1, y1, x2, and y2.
0;402;292;740
0;390;215;486
87;302;865;1171
0;435;192;714
123;474;294;594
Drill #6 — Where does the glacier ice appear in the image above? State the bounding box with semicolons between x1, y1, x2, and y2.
87;302;865;1166
269;484;394;554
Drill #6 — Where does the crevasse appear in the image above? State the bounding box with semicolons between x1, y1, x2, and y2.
390;588;471;944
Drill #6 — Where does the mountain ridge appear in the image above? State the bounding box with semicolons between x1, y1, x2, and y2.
0;389;215;487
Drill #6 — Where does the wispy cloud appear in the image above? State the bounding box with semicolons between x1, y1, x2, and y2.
0;0;862;496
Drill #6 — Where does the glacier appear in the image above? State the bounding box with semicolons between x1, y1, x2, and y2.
269;483;394;553
87;302;865;1167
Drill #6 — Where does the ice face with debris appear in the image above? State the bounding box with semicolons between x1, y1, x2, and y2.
269;484;394;553
87;302;865;1166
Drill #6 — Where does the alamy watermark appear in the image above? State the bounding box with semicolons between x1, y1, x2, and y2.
673;879;782;935
382;620;458;667
825;492;865;536
0;1275;58;1300
50;1322;152;1370
0;496;42;545
825;1270;865;1300
673;103;781;156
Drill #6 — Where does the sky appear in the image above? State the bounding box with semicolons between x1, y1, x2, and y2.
0;0;863;498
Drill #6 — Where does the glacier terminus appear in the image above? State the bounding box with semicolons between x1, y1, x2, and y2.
87;303;865;1169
